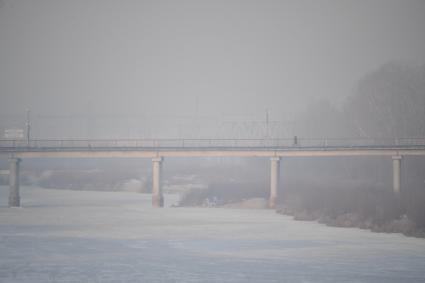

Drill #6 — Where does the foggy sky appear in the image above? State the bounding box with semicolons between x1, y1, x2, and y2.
1;0;425;137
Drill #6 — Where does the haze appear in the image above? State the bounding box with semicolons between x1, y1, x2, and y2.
1;0;425;138
2;1;425;282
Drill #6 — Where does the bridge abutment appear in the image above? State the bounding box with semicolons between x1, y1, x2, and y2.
392;155;402;197
269;157;280;208
152;157;164;207
8;158;21;207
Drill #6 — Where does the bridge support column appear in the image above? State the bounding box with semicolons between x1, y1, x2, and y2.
8;158;21;207
269;157;280;208
152;157;164;207
392;156;402;197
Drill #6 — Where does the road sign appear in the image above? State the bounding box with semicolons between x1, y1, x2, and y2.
4;129;24;139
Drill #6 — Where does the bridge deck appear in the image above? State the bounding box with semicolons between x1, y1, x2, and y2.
1;138;425;158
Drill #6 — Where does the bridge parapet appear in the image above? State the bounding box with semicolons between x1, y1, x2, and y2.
1;138;425;151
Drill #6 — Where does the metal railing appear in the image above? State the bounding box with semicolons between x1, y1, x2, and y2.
1;138;425;151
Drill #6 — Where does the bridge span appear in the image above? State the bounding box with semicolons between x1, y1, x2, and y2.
1;138;425;208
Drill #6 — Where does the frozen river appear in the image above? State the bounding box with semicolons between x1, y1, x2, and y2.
1;186;425;282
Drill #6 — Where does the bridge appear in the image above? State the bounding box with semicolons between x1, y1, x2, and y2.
1;138;425;208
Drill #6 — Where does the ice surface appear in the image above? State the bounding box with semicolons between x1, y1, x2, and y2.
1;186;425;282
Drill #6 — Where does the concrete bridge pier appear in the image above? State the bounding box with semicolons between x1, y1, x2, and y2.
392;155;402;198
269;157;280;208
152;157;164;207
8;158;21;207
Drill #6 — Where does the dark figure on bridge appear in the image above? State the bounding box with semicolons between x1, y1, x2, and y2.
293;135;298;146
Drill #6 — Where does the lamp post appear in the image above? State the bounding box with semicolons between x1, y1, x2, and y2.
26;109;31;147
265;108;270;139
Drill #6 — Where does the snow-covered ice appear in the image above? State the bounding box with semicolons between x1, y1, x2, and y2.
1;186;425;282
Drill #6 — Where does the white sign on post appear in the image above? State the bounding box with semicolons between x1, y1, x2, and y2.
4;129;24;139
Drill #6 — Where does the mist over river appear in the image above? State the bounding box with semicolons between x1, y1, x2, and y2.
0;186;424;282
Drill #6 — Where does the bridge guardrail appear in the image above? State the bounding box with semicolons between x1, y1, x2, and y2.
1;138;425;150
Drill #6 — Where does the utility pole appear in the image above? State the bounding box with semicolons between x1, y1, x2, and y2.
265;108;269;138
26;109;31;146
